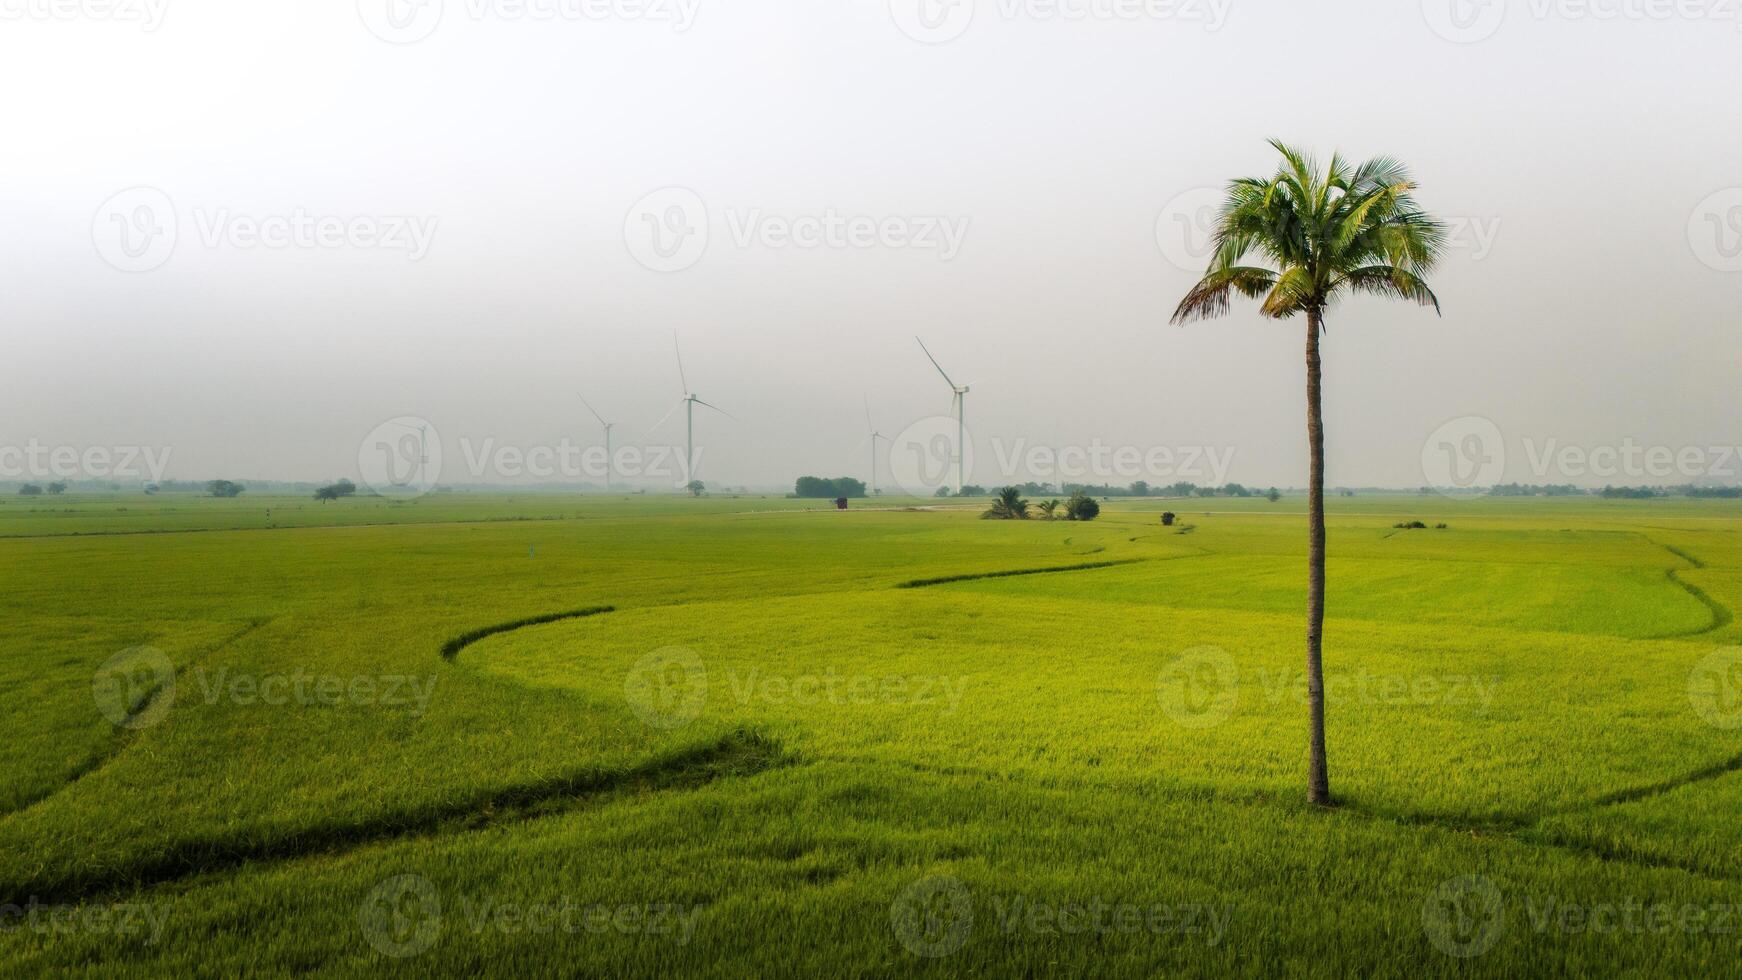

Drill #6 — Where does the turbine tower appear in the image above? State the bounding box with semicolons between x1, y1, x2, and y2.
579;395;614;492
652;333;733;490
916;337;968;493
859;395;886;497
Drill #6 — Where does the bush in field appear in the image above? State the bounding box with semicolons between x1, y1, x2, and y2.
1065;492;1100;522
982;487;1030;520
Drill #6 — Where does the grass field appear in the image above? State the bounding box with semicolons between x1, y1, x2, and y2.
3;491;1741;976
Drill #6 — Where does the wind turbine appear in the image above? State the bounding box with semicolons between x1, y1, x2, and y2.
578;395;614;491
916;337;969;493
857;395;886;496
651;333;733;490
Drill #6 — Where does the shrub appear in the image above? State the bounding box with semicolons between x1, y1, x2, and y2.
1065;492;1100;522
1161;511;1176;526
314;479;357;502
982;487;1030;520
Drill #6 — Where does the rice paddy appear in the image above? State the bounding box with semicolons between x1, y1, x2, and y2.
4;492;1741;976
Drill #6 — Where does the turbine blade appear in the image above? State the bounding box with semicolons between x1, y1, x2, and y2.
692;397;735;421
863;394;874;434
916;337;957;388
648;397;686;434
578;394;607;426
673;331;689;395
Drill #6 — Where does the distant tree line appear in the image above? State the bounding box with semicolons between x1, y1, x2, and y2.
794;476;867;499
949;480;1279;500
1680;485;1742;498
1485;483;1583;496
1481;483;1742;499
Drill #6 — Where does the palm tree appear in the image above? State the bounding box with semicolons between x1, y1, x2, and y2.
1037;499;1061;520
1171;141;1445;806
982;486;1030;520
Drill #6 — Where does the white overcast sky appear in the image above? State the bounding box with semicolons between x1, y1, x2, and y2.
3;0;1739;489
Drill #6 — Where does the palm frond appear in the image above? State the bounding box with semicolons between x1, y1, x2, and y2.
1260;267;1316;318
1171;266;1279;324
1332;266;1441;313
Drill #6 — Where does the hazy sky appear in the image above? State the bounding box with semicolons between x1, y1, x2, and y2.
4;0;1739;491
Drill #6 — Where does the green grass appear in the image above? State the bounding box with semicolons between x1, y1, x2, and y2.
3;493;1741;976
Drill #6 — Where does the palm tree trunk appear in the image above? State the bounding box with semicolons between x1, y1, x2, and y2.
1305;307;1331;806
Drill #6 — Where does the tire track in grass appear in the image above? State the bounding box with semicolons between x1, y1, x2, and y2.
895;559;1146;589
1342;803;1742;883
1345;746;1742;881
441;606;615;660
1578;751;1742;810
0;727;788;906
1517;824;1742;882
1643;540;1732;639
0;617;273;821
855;756;1742;883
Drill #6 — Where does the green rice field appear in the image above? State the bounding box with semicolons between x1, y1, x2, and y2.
4;492;1741;976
